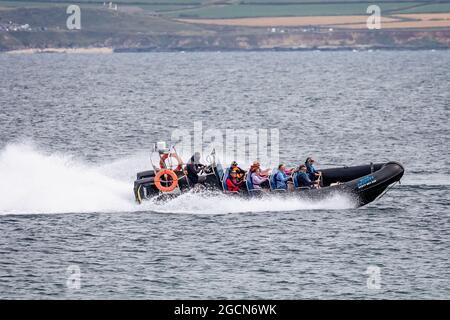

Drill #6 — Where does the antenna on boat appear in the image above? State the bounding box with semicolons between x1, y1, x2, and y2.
206;148;216;165
150;143;157;170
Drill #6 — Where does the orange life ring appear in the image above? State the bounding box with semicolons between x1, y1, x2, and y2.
154;169;179;193
160;153;183;171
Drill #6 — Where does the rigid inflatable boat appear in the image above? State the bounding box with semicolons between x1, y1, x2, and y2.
134;143;404;207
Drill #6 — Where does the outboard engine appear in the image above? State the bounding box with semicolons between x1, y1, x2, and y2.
134;176;156;203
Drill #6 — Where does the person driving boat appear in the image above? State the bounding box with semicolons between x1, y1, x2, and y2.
186;152;205;186
305;157;322;181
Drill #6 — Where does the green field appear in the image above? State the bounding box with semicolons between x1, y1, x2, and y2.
393;2;450;13
0;0;202;4
1;0;450;18
166;3;433;18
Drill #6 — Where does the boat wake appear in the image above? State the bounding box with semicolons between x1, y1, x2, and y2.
0;143;134;215
401;173;450;187
0;142;422;215
140;191;356;215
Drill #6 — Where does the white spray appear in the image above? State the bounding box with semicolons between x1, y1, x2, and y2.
0;143;357;215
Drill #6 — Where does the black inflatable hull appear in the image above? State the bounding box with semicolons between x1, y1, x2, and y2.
133;161;404;208
294;161;404;206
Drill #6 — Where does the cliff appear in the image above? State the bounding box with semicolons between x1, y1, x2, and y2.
1;6;449;52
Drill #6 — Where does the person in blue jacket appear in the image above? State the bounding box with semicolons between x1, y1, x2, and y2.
305;157;322;182
296;165;319;189
273;164;291;190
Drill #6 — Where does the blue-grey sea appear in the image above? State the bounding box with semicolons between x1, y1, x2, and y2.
0;51;449;299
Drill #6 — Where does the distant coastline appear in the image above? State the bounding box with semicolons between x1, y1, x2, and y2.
5;47;114;54
1;5;449;53
2;45;450;54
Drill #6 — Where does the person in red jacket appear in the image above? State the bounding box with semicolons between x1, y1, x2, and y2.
226;171;244;192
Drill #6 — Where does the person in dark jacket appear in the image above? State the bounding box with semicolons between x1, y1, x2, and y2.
305;157;322;181
296;164;318;189
186;152;204;186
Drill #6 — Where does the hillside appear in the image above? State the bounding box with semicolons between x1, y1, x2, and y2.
1;1;449;51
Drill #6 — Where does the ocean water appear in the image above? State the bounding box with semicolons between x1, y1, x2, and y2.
0;51;449;299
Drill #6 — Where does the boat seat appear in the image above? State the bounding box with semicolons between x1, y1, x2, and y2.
292;171;313;190
293;172;299;188
272;189;287;193
245;171;264;197
222;167;230;191
214;162;225;181
269;169;287;192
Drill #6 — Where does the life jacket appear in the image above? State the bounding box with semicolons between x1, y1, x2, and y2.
231;166;244;179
